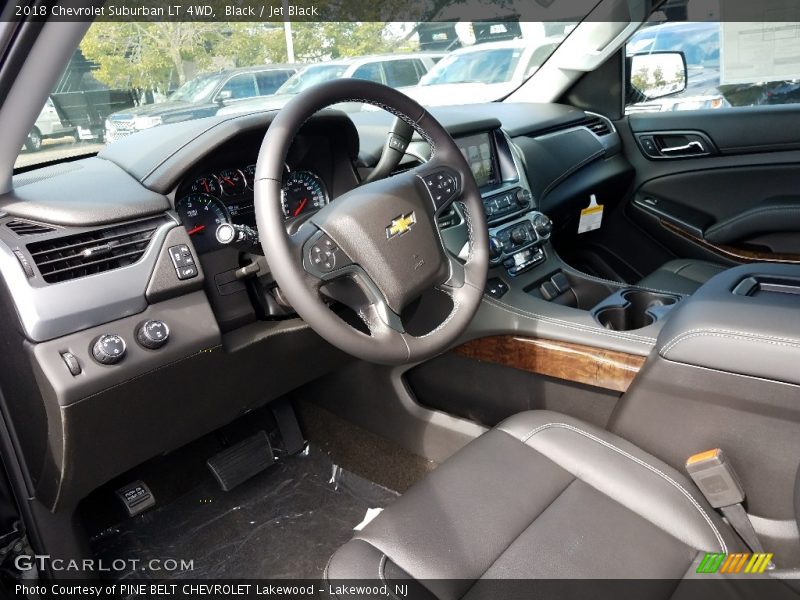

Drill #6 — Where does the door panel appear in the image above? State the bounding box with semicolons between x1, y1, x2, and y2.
621;106;800;264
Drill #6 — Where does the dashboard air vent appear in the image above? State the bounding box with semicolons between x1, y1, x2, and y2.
26;217;167;283
6;219;56;237
584;117;612;136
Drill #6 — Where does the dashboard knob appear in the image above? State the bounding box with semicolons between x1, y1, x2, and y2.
510;226;528;245
136;320;170;350
515;188;532;207
92;334;127;365
533;213;553;238
489;236;503;260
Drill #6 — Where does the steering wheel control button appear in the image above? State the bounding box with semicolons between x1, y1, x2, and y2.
92;334;127;365
60;352;82;376
387;134;408;152
169;244;198;280
136;320;170;350
420;169;460;210
309;240;338;272
305;233;351;276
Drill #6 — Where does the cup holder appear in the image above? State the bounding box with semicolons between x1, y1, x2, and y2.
593;289;680;331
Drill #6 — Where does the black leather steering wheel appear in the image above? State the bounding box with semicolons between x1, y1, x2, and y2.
254;79;488;364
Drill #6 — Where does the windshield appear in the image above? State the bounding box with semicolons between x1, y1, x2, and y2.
276;64;349;95
421;48;523;85
15;20;576;171
169;74;221;103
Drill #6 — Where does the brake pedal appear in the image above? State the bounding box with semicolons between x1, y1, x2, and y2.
207;430;274;491
116;480;156;517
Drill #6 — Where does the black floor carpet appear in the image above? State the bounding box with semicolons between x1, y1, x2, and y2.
91;447;398;580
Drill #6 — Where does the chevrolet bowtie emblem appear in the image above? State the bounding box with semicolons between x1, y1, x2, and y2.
386;212;416;239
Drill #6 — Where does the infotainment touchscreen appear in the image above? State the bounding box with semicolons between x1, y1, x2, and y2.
456;132;499;188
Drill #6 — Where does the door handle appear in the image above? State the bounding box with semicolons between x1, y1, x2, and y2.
660;140;706;154
636;131;716;160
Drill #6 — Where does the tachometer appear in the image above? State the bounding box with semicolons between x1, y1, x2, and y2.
189;174;221;197
281;171;328;219
218;168;247;197
175;193;230;253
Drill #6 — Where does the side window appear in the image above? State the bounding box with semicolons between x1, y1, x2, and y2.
219;74;257;100
384;60;422;87
351;62;384;84
255;71;292;96
625;17;800;113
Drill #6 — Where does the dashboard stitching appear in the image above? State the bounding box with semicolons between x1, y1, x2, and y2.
482;297;657;345
660;328;800;358
561;265;684;297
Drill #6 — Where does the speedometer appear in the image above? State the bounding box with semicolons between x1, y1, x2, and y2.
281;171;328;219
175;193;230;253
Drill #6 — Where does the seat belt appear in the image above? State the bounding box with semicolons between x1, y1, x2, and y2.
685;448;772;564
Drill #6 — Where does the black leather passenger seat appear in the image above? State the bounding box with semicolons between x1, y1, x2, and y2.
326;411;742;594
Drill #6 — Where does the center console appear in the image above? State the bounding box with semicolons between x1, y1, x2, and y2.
465;127;682;339
456;130;553;277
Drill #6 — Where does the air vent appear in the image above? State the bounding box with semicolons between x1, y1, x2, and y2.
584;117;612;136
6;219;56;237
27;217;167;283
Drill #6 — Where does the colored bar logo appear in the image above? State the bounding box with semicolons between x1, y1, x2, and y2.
697;552;773;574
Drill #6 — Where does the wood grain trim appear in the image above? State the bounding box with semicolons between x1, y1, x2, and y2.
453;336;645;393
660;219;800;265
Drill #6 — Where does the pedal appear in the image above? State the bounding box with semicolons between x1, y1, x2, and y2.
271;397;306;455
116;480;156;517
207;430;274;491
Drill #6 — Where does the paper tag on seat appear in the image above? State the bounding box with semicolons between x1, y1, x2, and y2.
578;195;603;234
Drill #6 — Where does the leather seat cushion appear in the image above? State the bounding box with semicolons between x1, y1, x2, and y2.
325;411;741;599
637;259;728;295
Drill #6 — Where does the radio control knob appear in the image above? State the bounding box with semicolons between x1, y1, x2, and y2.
92;334;126;365
533;213;553;238
515;188;532;207
510;226;528;245
136;320;170;349
489;236;503;260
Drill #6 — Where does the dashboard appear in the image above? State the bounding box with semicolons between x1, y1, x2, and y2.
0;103;628;512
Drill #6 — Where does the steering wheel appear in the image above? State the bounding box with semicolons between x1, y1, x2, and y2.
254;79;488;365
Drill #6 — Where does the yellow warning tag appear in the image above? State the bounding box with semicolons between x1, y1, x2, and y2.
578;195;603;234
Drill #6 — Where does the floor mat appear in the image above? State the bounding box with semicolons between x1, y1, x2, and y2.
296;400;437;493
91;447;398;580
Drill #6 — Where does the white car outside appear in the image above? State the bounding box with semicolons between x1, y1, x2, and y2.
400;38;562;107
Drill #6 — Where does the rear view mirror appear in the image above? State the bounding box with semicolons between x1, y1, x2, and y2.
628;51;687;101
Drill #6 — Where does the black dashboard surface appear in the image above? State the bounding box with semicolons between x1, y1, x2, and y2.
4;102;603;229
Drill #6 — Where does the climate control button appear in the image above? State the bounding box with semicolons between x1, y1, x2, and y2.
92;334;127;365
136;320;170;349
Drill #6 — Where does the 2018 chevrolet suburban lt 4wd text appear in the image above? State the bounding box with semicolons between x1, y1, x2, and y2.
1;1;800;598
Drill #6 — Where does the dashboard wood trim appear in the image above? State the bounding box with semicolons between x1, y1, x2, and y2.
452;335;646;393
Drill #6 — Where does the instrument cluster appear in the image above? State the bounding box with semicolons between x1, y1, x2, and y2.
175;164;329;253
